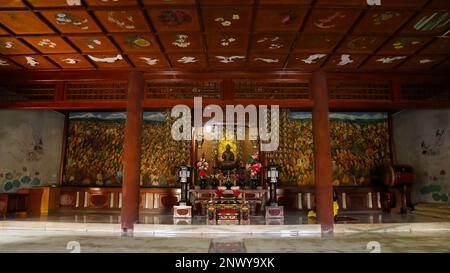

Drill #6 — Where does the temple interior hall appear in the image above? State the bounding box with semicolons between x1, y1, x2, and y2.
0;0;449;253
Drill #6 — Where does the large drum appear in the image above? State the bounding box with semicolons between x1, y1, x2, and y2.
382;165;415;187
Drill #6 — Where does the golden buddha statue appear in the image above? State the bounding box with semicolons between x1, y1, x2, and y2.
218;144;237;170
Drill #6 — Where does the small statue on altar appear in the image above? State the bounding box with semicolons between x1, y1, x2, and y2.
222;144;235;162
219;144;237;170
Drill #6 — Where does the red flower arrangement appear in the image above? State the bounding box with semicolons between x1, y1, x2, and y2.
245;152;262;178
232;189;241;197
196;159;209;177
215;189;223;198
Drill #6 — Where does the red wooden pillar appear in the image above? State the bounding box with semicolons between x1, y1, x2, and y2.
121;71;144;231
312;70;334;233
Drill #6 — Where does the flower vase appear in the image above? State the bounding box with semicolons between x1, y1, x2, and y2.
239;178;246;189
199;177;207;189
251;176;259;189
210;179;218;189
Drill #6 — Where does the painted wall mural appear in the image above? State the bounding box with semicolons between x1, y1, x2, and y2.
140;112;191;187
64;112;125;186
0;110;65;193
264;110;390;187
329;112;390;186
63;111;191;187
63;110;389;188
393;109;450;204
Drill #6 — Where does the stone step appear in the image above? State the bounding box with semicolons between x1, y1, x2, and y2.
414;203;450;215
415;202;450;210
414;206;450;214
411;210;450;220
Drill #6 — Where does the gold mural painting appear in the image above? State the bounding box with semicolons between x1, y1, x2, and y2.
264;110;390;187
64;111;191;187
64;110;389;188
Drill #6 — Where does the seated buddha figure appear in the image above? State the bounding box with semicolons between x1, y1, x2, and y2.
219;144;237;170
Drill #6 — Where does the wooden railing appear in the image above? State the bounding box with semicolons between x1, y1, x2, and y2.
0;71;449;110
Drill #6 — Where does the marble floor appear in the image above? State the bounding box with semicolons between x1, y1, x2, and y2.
0;230;449;253
1;211;449;252
2;210;445;225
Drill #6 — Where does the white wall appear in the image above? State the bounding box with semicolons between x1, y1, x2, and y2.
0;110;65;193
393;109;450;204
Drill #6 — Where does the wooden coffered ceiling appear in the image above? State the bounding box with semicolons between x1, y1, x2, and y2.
0;0;449;72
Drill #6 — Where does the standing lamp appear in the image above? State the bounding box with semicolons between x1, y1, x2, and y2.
174;164;193;219
178;164;191;206
265;164;283;220
267;164;280;206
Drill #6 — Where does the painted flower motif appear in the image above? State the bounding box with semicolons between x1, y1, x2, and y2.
172;34;190;48
372;11;400;26
220;37;236;47
38;39;57;48
281;10;298;24
159;10;192;26
134;38;151;47
221;21;231;27
214;16;236;27
413;12;449;32
55;13;89;30
125;35;151;49
0;39;16;49
392;38;421;49
107;11;135;29
87;38;102;49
